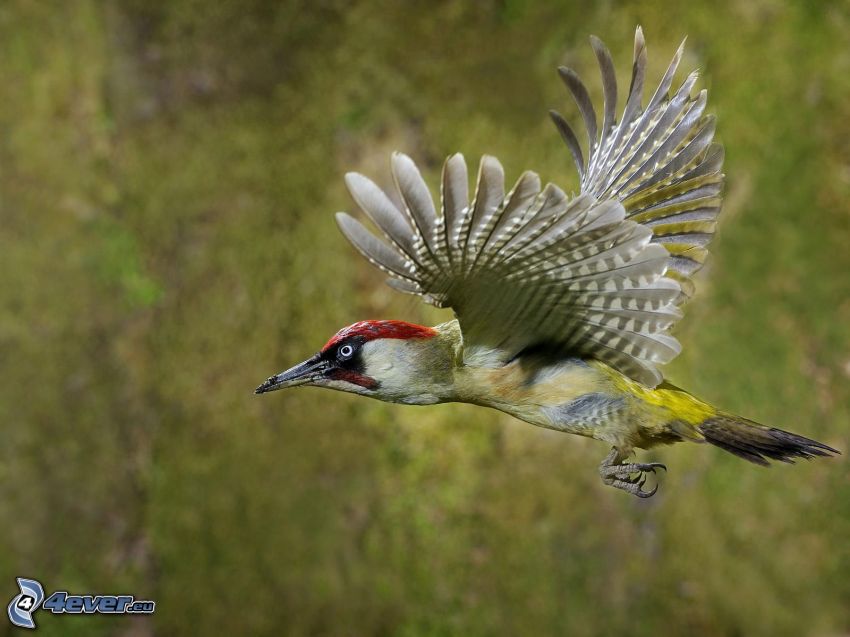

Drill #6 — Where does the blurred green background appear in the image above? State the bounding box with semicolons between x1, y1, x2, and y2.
1;0;849;635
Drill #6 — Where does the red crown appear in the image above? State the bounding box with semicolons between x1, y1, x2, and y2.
322;320;436;352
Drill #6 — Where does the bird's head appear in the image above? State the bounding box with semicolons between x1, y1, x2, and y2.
255;320;458;404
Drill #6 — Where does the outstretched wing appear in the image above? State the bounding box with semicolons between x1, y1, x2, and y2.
550;27;724;298
335;30;722;387
337;152;681;386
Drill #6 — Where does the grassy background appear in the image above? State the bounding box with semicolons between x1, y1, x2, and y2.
1;1;848;635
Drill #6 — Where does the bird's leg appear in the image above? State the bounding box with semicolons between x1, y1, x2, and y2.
598;447;666;498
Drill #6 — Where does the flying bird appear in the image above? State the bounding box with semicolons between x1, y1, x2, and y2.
256;28;838;497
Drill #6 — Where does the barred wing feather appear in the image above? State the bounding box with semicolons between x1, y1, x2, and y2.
337;152;681;386
550;27;724;297
335;30;721;387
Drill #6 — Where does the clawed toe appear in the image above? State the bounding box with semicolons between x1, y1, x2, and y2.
635;479;658;498
621;461;666;476
599;448;666;498
609;477;658;498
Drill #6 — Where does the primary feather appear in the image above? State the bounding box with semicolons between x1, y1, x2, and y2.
552;27;724;297
335;27;724;387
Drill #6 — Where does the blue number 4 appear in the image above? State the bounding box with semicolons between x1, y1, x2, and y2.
43;592;67;613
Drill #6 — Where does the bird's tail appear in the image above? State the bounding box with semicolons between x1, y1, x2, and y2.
697;413;840;466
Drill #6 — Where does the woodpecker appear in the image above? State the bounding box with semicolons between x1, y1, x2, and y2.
256;28;839;497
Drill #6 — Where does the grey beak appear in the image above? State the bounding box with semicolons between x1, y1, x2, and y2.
255;353;326;394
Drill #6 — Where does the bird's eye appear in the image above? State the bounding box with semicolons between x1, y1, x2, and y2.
338;344;355;359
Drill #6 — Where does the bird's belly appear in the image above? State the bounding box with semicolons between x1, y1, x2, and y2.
491;392;630;441
540;392;629;436
458;358;634;442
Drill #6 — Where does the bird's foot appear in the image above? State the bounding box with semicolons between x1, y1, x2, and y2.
598;447;666;498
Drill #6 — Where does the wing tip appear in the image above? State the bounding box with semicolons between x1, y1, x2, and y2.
390;150;413;169
634;25;646;57
549;109;585;176
480;154;504;172
343;171;367;192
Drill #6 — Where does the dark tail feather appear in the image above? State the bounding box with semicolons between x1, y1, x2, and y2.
698;414;840;466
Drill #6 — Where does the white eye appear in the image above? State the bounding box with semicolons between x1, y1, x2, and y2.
338;344;355;359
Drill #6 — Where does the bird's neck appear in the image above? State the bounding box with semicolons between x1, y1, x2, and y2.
366;320;462;405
